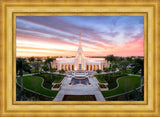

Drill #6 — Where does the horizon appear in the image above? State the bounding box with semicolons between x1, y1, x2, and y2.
16;16;144;57
16;55;144;58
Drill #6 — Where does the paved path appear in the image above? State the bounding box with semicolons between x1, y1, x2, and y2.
128;74;141;76
54;76;105;101
17;73;39;77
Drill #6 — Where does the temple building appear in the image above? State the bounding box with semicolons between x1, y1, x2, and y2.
53;33;110;71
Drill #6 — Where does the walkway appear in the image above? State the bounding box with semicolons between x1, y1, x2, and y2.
54;75;105;101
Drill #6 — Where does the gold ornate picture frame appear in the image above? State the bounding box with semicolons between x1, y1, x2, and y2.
0;0;159;116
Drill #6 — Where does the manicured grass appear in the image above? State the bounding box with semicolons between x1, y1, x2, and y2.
101;76;141;97
16;84;51;101
63;95;96;101
17;76;58;97
106;86;144;101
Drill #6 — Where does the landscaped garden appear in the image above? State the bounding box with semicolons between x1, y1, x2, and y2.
16;55;144;101
34;73;65;89
100;76;142;97
95;73;128;89
94;71;144;100
17;75;59;97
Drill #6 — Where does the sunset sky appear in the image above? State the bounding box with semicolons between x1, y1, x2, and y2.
16;16;144;57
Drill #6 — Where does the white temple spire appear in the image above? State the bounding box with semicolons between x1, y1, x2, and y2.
79;32;81;47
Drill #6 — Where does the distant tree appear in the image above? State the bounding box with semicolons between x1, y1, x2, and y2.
50;68;54;79
45;57;54;70
112;64;118;76
42;64;49;73
32;62;41;73
36;57;42;71
50;68;57;78
16;58;31;93
119;60;129;73
28;57;35;64
126;57;133;64
37;57;42;63
105;55;116;68
105;55;116;62
132;58;144;93
119;57;124;61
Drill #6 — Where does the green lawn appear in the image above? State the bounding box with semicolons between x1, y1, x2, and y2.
102;76;141;97
17;76;58;97
16;84;51;101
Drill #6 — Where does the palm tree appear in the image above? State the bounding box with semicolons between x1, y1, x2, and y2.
16;58;31;92
112;64;118;77
50;68;56;79
126;57;133;63
119;60;129;73
132;58;144;93
37;57;42;63
32;62;41;73
105;55;116;62
36;57;43;72
28;57;35;64
42;64;49;73
105;55;116;68
45;57;54;70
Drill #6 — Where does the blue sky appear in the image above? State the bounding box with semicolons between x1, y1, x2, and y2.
16;16;144;57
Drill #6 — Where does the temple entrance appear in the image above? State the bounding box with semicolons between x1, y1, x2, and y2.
97;65;99;70
86;65;89;70
68;65;71;71
65;65;67;71
93;65;95;71
90;65;92;71
72;65;74;70
79;64;82;70
62;65;64;70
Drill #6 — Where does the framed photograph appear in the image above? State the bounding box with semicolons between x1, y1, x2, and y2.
0;0;159;117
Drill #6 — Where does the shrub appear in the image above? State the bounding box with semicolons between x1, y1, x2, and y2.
98;84;107;88
34;73;65;89
53;83;62;88
96;69;102;74
59;69;65;74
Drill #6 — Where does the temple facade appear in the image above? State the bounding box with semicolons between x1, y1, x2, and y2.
54;33;110;71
